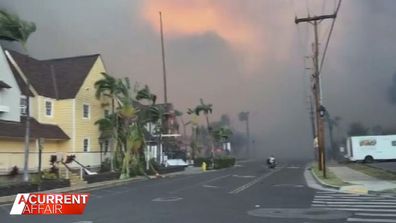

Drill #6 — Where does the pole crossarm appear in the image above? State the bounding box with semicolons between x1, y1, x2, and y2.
295;14;336;24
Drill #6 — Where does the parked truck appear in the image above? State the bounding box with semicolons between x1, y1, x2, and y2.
345;135;396;162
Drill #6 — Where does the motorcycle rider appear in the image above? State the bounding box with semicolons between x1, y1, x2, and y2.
267;155;276;168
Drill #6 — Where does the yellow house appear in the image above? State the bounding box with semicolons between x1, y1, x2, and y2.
0;49;109;174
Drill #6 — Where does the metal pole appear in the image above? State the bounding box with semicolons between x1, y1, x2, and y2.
159;11;168;104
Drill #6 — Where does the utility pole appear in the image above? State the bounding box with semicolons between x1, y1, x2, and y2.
295;13;337;178
159;11;168;104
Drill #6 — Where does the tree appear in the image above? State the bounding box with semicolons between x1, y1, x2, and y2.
238;111;250;156
0;10;36;182
0;10;36;49
187;99;214;160
136;85;156;105
94;73;126;171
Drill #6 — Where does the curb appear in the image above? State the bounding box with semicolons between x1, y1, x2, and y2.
309;167;340;190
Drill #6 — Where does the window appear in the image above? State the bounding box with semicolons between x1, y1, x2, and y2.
45;100;53;117
20;97;27;116
83;138;90;152
392;141;396;147
83;104;90;119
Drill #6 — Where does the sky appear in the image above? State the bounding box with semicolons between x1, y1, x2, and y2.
1;0;396;159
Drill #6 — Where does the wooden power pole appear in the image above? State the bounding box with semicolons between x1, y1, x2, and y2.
295;13;337;178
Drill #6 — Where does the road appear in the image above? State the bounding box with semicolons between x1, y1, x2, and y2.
369;161;396;174
1;159;396;223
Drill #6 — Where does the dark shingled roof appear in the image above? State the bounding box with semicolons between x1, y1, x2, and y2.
6;50;99;99
0;80;11;89
0;117;69;140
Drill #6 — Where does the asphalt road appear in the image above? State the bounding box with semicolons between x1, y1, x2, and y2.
369;161;396;173
1;159;396;223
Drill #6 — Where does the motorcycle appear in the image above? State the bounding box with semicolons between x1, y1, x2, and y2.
267;157;277;169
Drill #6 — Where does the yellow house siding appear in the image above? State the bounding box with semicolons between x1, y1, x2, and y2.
74;57;105;153
0;138;64;173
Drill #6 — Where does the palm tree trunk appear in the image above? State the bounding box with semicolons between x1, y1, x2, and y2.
110;98;115;171
205;114;215;167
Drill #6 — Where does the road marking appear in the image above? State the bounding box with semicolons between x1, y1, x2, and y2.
313;201;396;205
273;184;304;188
324;208;396;212
229;166;283;194
286;166;300;169
355;213;396;217
232;175;256;178
202;185;219;188
347;218;396;222
312;204;396;208
152;196;183;202
203;175;231;184
314;198;396;202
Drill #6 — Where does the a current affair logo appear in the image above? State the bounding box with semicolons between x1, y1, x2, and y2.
10;193;90;215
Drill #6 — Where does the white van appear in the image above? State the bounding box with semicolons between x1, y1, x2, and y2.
345;135;396;162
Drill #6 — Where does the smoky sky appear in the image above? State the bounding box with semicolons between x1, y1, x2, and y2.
1;0;396;159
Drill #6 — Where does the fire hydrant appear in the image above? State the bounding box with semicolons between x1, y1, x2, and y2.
202;162;207;172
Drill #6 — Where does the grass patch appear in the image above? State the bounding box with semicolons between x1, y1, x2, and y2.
311;164;350;187
346;163;396;181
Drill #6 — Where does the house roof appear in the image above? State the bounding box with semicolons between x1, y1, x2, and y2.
6;50;100;99
0;80;11;89
0;117;70;140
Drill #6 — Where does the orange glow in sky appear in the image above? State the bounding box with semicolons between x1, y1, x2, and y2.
141;0;265;73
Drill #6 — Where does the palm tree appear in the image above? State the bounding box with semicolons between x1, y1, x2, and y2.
136;85;157;105
94;72;127;171
188;99;215;163
0;10;36;49
0;10;36;182
238;112;250;157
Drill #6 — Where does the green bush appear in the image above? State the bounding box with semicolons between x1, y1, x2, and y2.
214;156;235;169
193;157;212;168
100;158;111;173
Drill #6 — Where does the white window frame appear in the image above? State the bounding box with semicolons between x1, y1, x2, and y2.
44;99;53;117
83;103;90;119
20;96;27;116
83;138;90;152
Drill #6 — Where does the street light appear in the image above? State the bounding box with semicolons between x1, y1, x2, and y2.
319;105;326;118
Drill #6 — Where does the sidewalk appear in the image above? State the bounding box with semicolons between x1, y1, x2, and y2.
329;165;396;193
311;162;396;194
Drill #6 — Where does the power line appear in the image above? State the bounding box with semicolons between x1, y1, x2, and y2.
319;0;342;74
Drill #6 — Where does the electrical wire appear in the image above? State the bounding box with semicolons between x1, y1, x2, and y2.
319;0;342;74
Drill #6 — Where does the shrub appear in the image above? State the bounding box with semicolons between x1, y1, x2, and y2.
193;157;213;167
214;156;235;169
100;158;111;173
41;169;58;180
8;166;19;177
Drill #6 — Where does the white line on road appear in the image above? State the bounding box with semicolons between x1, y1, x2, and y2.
312;201;396;205
202;185;219;188
229;166;283;194
313;198;396;202
323;208;396;212
347;218;396;223
312;204;396;208
355;213;396;217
